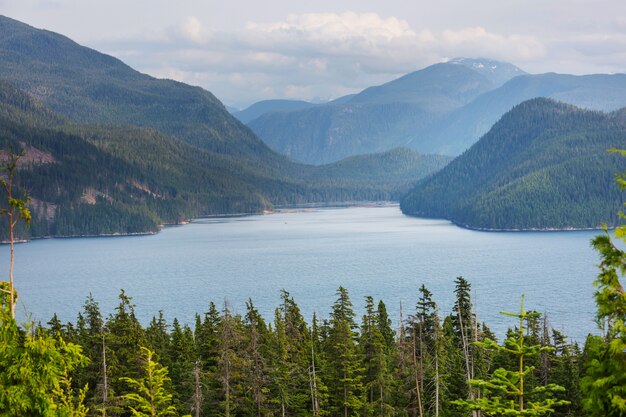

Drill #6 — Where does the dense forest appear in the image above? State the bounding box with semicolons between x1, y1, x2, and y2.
0;81;449;238
2;272;624;417
401;98;626;230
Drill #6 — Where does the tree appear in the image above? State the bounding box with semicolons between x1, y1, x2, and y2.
360;296;394;416
120;346;179;417
0;305;89;415
324;287;364;417
0;151;31;318
453;295;569;417
580;148;626;417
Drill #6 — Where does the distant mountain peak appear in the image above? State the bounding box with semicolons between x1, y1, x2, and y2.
447;57;527;87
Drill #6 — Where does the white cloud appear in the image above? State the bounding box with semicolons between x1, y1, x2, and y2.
90;11;625;107
182;16;205;43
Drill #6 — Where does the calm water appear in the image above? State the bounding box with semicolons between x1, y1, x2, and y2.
4;205;604;342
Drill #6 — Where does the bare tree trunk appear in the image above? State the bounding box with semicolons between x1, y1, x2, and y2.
458;310;477;417
194;360;202;417
310;346;320;417
540;313;549;386
412;330;423;417
102;333;108;417
435;346;439;417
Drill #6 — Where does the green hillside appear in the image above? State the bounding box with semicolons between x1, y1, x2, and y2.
0;15;277;161
401;98;626;229
0;81;449;238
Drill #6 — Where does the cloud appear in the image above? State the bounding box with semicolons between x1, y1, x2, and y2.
181;16;205;43
91;11;622;107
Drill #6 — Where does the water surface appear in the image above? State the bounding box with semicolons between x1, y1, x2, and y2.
5;205;602;342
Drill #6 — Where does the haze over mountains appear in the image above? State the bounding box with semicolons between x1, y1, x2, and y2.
248;58;525;164
246;58;626;164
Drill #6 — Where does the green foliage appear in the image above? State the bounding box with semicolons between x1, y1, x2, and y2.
29;283;603;417
401;98;626;229
582;231;626;416
0;308;89;416
324;287;365;416
453;295;569;416
120;346;178;417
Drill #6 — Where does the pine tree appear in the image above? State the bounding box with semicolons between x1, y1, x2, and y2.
120;346;179;417
325;287;364;417
270;290;313;417
196;302;222;417
168;318;196;414
581;229;626;416
105;290;146;413
360;296;394;416
0;305;89;415
453;295;569;416
243;299;271;417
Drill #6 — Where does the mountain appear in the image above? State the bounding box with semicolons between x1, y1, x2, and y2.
413;72;626;155
400;98;626;230
0;81;450;238
233;99;318;124
0;15;278;161
248;59;525;164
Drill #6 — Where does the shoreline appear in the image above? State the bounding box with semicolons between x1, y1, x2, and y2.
452;221;608;233
403;212;611;233
12;202;612;242
13;201;399;242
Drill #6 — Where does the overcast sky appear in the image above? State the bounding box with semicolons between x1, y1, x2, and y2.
3;0;626;108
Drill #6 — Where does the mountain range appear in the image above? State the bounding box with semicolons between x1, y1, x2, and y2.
400;98;626;230
0;16;450;238
246;59;626;164
248;58;524;164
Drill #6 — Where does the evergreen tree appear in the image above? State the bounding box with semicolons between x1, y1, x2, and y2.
270;290;312;417
242;299;271;417
0;305;89;415
196;302;222;417
582;228;626;416
453;295;569;416
168;319;196;414
414;285;444;417
360;296;394;416
105;290;146;413
120;346;179;417
325;287;364;417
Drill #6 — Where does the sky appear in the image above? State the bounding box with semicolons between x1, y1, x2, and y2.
3;0;626;108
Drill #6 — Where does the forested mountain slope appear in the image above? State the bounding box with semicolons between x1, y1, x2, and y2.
249;59;524;164
0;81;450;238
0;15;278;162
401;98;626;229
413;72;626;155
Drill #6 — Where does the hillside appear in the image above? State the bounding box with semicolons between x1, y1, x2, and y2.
249;59;524;164
0;15;279;161
413;72;626;155
0;81;449;238
401;98;626;230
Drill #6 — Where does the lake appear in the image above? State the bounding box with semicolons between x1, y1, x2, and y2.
4;205;604;342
